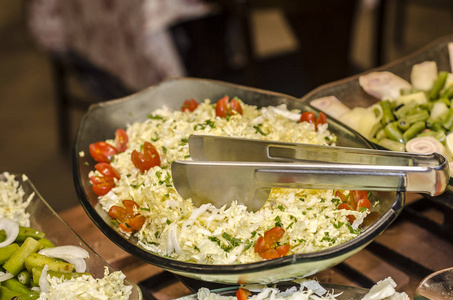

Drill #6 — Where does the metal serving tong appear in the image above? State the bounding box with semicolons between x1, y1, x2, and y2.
171;135;450;212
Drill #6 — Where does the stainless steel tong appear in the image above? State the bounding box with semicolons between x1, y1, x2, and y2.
171;135;450;211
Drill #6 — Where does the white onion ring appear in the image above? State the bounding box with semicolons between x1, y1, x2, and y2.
406;137;448;157
0;271;14;282
0;219;19;248
39;246;89;273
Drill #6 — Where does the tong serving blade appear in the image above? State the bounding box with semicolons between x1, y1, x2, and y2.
171;135;450;211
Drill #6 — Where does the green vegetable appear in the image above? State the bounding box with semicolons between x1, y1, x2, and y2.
0;243;19;264
31;267;90;286
24;253;75;274
377;138;405;152
380;100;395;125
403;121;425;142
384;122;404;143
17;270;30;286
3;237;42;276
428;71;448;100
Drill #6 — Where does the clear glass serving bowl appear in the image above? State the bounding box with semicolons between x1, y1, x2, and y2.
73;78;404;284
0;173;142;300
301;33;453;207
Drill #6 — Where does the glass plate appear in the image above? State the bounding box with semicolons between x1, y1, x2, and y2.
301;33;453;207
73;78;404;284
0;173;142;300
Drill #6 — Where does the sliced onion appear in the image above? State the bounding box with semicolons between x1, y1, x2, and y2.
410;61;438;91
0;219;19;248
359;71;412;100
39;265;50;293
0;271;14;282
39;246;90;273
406;137;449;158
309;96;351;120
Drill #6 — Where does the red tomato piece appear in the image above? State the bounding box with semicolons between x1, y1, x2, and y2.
90;176;113;186
263;226;285;246
300;112;316;124
119;222;134;233
275;244;290;257
338;203;356;223
89;141;118;163
236;288;251;300
357;198;371;211
131;142;161;173
181;99;199;112
258;248;281;260
123;200;139;216
127;215;146;231
230;99;243;115
115;129;129;152
91;180;115;196
95;163;120;180
335;191;348;203
315;112;327;130
108;206;128;223
254;236;271;253
215;96;229;118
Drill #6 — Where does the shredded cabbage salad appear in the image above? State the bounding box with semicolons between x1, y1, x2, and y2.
92;99;370;264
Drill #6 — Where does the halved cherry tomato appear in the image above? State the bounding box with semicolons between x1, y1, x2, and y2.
115;129;128;152
181;99;199;112
131;142;161;173
257;248;280;260
338;202;356;223
263;226;285;246
123;199;139;215
109;200;146;233
275;244;290;257
215;96;243;118
236;288;251;300
254;236;271;253
300;112;316;124
90;177;115;196
335;191;348;203
95;162;120;180
357;198;371;211
108;205;128;223
127;215;146;231
119;222;134;233
89;141;118;163
315;112;327;130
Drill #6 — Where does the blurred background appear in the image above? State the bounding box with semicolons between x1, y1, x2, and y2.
1;0;453;213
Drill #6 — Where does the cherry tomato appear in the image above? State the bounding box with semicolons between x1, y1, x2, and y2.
127;215;146;231
335;191;348;203
254;236;271;253
95;163;120;180
276;244;290;257
115;129;128;152
108;206;128;223
258;248;281;260
123;199;139;215
236;288;251;300
357;198;371;211
181;99;199;112
300;112;316;124
89;141;118;163
315;112;327;130
215;96;243;118
338;203;356;223
90;175;113;186
119;222;134;233
263;226;285;246
131;142;161;173
215;96;229;118
91;179;115;196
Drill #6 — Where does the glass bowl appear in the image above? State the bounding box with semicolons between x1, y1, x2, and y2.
177;282;369;299
301;33;453;207
0;173;142;300
73;77;404;284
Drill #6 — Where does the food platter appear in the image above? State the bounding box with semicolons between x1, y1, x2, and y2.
302;33;453;208
0;173;142;299
73;78;404;284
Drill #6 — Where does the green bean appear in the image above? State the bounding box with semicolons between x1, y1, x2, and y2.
441;84;453;99
403;121;426;142
394;101;418;119
442;109;453;130
31;267;90;286
377;138;406;152
3;237;41;276
397;119;410;131
0;285;22;300
380;100;395;125
434;97;451;107
428;121;444;132
0;243;19;264
375;128;387;140
37;238;54;249
24;253;74;274
405;109;429;124
428;71;448;100
15;227;45;243
17;270;30;286
3;278;32;295
417;130;447;143
384;122;404;143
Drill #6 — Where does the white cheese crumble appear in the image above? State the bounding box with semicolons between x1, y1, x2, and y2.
95;99;369;264
38;267;132;300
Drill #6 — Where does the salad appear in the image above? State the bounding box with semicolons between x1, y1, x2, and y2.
0;172;132;300
86;97;372;265
311;43;453;171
